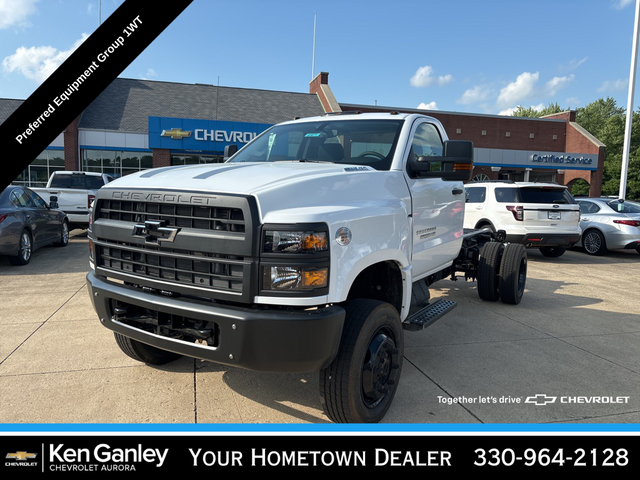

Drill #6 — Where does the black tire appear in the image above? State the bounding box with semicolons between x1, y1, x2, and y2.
477;241;504;301
499;243;527;305
9;229;32;266
114;332;182;365
54;220;69;247
320;299;404;423
539;246;565;257
582;229;607;255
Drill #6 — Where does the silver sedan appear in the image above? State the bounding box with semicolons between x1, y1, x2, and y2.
576;198;640;255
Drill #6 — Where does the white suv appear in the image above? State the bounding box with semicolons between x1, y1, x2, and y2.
464;181;581;257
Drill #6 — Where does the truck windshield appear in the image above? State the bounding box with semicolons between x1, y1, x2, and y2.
228;119;403;171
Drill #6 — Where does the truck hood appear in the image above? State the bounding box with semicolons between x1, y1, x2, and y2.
102;162;374;195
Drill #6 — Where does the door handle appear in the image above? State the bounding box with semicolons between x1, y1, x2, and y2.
452;188;463;195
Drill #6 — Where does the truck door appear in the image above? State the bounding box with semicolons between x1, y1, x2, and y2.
404;121;465;278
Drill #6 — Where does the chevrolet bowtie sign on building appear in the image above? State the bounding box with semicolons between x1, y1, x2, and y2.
150;116;272;153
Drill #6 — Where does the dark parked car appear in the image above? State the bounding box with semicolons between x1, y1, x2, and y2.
0;186;69;265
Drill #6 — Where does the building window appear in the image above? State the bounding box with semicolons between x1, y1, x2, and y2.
481;130;487;136
553;134;558;140
529;133;535;138
505;132;510;137
12;150;65;187
456;128;462;134
171;154;223;165
81;149;152;179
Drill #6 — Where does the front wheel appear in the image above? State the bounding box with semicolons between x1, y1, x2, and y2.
320;299;404;423
114;333;182;365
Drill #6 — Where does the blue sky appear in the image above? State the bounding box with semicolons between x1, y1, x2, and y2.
1;0;640;116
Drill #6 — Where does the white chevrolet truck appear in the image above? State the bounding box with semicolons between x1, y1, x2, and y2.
86;112;527;423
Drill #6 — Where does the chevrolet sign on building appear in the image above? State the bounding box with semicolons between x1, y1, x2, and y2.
150;116;272;152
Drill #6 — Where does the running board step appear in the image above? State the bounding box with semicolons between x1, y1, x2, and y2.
403;299;457;331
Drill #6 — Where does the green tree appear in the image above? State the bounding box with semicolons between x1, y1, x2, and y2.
511;102;564;118
575;97;640;200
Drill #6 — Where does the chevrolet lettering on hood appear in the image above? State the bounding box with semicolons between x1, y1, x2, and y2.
110;190;217;205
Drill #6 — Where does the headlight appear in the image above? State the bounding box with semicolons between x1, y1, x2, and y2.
263;266;328;291
264;230;328;253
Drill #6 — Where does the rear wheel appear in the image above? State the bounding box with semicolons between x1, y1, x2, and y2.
54;221;69;247
539;246;565;257
477;241;504;301
9;229;32;266
114;333;182;365
583;230;606;255
320;299;403;423
499;243;527;305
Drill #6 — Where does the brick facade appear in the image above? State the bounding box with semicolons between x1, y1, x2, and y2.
152;148;171;167
63;115;81;171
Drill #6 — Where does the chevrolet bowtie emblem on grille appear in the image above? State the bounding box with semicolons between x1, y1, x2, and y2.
132;220;180;244
161;128;192;139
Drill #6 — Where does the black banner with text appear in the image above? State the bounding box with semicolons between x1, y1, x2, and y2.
0;434;636;474
0;0;193;191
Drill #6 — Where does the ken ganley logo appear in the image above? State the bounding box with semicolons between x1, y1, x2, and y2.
48;444;168;472
5;451;38;467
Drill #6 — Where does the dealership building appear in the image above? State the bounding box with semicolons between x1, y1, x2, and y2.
1;72;605;196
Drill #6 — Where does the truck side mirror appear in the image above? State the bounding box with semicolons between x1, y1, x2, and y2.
409;140;474;181
224;144;238;160
49;195;59;209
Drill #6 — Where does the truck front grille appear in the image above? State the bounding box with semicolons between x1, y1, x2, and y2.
97;199;245;233
96;240;245;293
92;192;257;303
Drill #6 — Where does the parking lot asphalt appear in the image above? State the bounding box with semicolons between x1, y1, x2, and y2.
1;231;639;427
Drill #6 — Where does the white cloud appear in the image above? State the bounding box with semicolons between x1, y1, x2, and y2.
410;65;453;87
545;74;574;96
457;84;491;105
597;78;628;92
417;101;438;110
563;57;587;72
498;106;518;116
565;97;581;107
497;72;539;108
143;68;158;79
498;103;544;116
2;33;89;83
437;74;453;86
612;0;633;9
0;0;38;29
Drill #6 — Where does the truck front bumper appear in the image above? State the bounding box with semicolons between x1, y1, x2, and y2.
87;271;345;372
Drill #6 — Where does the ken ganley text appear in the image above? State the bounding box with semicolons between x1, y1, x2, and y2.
14;15;142;146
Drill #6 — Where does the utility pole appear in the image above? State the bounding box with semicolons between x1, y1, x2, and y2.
620;0;640;199
311;12;317;80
